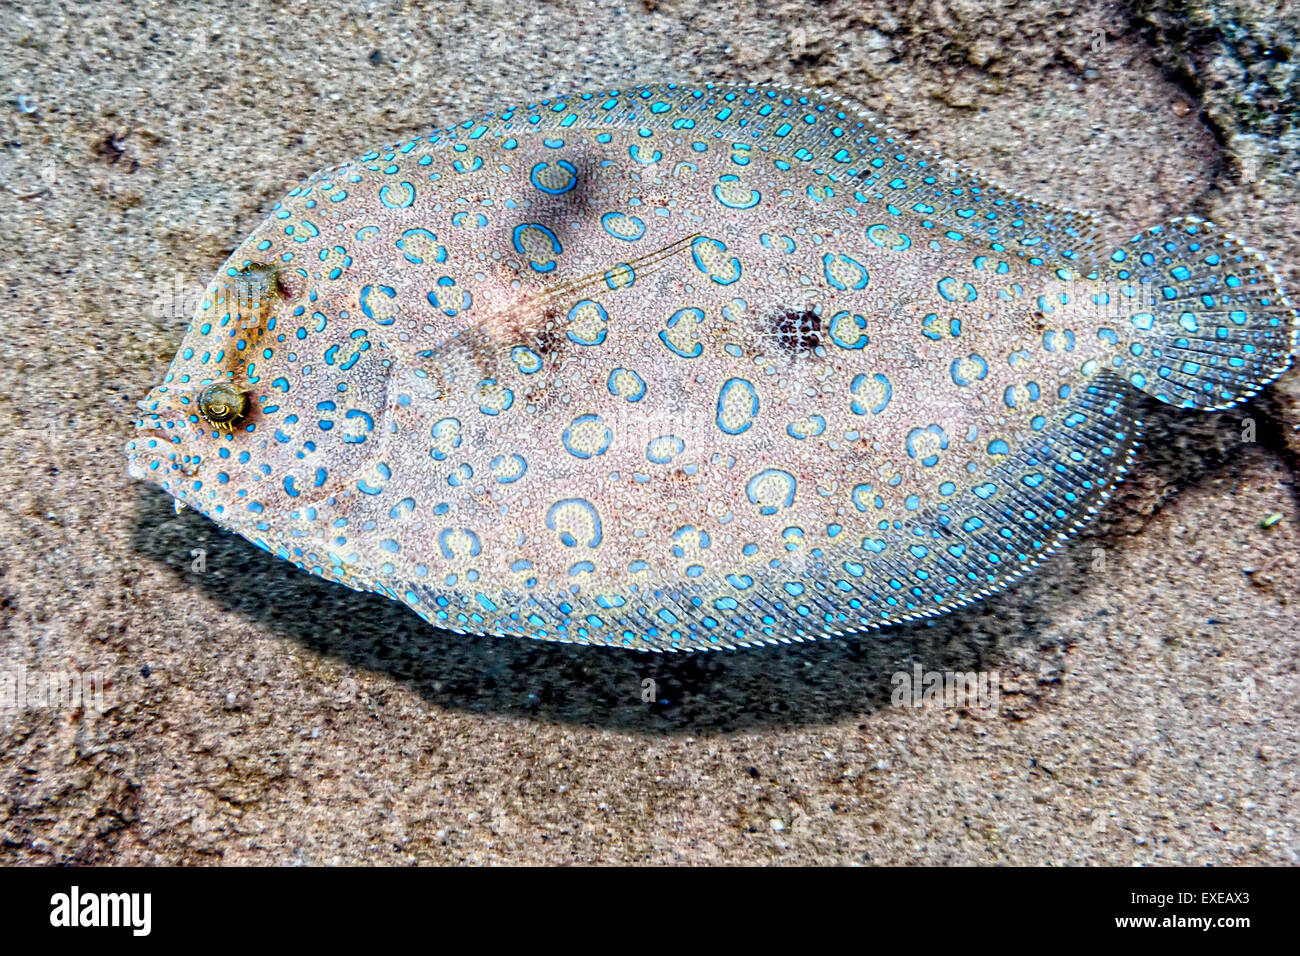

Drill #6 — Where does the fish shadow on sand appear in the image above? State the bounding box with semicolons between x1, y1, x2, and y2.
127;398;1288;735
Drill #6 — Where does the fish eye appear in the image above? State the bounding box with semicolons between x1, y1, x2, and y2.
197;383;249;428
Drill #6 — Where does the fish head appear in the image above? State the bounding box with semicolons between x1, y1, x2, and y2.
126;252;394;543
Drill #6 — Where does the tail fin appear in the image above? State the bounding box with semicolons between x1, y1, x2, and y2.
1098;217;1297;410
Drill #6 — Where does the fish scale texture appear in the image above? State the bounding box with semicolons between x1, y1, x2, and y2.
126;83;1298;650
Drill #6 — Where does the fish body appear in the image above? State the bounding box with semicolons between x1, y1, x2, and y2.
127;84;1298;650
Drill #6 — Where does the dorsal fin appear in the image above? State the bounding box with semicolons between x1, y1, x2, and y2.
409;83;1109;269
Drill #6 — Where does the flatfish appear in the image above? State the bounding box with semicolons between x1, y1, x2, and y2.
126;84;1298;650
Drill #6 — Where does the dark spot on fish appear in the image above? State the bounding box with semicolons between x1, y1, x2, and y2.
532;307;563;357
771;308;822;354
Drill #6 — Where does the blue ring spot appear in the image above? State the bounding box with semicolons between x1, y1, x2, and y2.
546;498;603;549
717;377;759;435
745;469;797;516
607;367;646;402
600;212;646;241
378;182;416;208
529;159;577;195
562;414;612;459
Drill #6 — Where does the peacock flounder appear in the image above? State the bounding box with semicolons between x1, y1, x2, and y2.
126;84;1298;651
